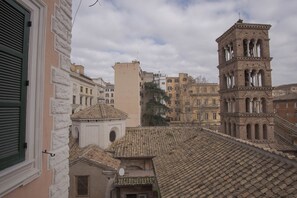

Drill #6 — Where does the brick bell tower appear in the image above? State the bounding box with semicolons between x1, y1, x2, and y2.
216;20;275;143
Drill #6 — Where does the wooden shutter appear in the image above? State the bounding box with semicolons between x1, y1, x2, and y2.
0;0;30;170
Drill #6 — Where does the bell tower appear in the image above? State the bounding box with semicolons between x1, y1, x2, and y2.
216;20;274;142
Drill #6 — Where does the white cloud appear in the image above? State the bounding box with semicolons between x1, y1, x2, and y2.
71;0;297;85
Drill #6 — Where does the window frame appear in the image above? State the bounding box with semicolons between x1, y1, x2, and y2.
0;0;46;196
76;175;89;196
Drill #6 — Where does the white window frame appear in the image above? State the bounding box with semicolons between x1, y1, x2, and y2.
0;0;46;196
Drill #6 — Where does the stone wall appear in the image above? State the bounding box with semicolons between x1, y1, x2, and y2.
49;0;72;197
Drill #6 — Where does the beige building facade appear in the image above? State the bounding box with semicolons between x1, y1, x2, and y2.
114;61;142;127
71;64;96;113
180;83;220;128
216;20;275;142
166;73;220;128
1;0;72;197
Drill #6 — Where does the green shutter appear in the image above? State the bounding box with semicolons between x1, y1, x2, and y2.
0;0;30;170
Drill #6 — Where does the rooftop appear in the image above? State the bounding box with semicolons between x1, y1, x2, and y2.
71;103;128;121
110;127;297;197
69;135;120;170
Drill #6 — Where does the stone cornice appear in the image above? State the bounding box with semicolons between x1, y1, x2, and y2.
216;22;271;42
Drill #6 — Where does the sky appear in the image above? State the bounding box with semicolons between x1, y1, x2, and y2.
71;0;297;86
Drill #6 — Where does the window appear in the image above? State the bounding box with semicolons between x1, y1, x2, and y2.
110;99;114;104
0;0;30;171
0;0;46;194
106;99;109;104
90;98;92;106
109;131;116;142
111;93;114;97
73;95;76;104
85;97;88;105
205;113;208;120
80;86;83;92
105;93;109;97
204;99;208;105
80;96;83;105
212;99;216;105
90;89;92;94
76;176;89;196
86;88;88;94
213;113;217;120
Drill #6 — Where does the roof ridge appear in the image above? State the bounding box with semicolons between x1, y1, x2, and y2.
201;128;297;166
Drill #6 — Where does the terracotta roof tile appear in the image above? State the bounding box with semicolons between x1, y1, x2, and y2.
114;176;155;186
69;135;120;170
71;103;127;121
151;128;297;197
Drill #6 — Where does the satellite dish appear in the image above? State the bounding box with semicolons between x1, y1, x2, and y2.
119;168;125;176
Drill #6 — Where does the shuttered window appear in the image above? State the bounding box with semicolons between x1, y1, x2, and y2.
0;0;30;170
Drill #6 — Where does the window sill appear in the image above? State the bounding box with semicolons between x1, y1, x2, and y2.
0;160;40;197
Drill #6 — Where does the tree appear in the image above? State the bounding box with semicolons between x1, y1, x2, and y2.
142;82;171;126
195;75;208;83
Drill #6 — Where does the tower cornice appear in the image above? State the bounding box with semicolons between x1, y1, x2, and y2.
216;22;271;43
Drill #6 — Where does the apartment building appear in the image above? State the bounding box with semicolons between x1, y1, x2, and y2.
92;77;107;104
114;61;142;127
166;73;191;121
105;83;115;107
71;64;96;113
180;83;220;128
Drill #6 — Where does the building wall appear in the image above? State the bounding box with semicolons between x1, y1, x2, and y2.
71;64;96;113
69;161;111;198
3;0;71;197
180;83;220;128
274;99;297;125
114;61;142;127
105;83;115;107
92;77;107;104
72;120;126;149
166;77;180;120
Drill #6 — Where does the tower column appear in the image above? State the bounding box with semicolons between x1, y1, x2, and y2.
248;70;252;87
247;40;250;57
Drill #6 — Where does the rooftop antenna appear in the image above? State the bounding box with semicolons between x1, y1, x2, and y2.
237;12;243;23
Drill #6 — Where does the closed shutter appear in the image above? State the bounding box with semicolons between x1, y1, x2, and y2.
0;0;30;170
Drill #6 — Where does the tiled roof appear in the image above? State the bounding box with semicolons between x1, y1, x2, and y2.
108;127;199;158
71;104;127;121
114;176;155;186
69;135;120;170
273;93;297;101
153;128;297;197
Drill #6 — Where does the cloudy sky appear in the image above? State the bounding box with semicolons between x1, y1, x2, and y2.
71;0;297;86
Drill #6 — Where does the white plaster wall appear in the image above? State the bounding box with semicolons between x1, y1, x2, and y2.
76;120;126;149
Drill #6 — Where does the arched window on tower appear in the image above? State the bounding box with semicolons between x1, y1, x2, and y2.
259;70;264;86
228;122;232;135
256;39;262;57
255;124;260;140
233;123;236;137
247;124;251;140
246;98;251;113
263;124;268;139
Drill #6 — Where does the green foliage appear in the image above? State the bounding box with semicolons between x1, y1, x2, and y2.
142;82;170;126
